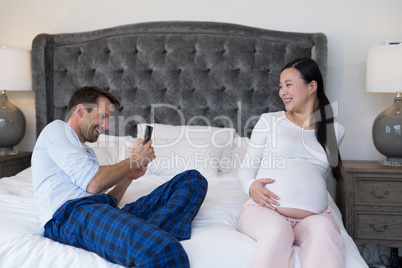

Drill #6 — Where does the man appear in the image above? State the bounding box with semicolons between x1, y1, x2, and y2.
32;85;208;267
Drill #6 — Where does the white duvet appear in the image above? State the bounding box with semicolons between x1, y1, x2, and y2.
0;167;367;268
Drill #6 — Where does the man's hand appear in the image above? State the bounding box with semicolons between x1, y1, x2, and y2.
129;138;156;169
249;178;279;210
127;167;147;180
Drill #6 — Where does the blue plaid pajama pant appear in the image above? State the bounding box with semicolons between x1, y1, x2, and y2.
44;169;208;268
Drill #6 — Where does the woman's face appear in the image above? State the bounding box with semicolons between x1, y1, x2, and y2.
279;67;316;113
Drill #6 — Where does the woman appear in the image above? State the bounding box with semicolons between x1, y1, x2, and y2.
237;58;345;268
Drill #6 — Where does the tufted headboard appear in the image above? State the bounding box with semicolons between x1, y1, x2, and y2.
31;21;327;138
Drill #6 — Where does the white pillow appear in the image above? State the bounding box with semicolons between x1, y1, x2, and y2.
137;123;234;145
86;134;137;166
137;123;235;176
218;133;250;174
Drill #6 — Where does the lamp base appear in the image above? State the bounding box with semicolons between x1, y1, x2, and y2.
0;148;19;156
372;92;402;166
0;91;26;150
381;158;402;167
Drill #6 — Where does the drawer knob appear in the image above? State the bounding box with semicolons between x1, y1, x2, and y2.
369;224;388;232
370;190;389;199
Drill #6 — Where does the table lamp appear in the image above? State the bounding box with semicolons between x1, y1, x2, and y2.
366;43;402;166
0;47;32;155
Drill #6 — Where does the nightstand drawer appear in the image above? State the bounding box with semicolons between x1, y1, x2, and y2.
341;161;402;247
355;178;402;206
355;212;402;241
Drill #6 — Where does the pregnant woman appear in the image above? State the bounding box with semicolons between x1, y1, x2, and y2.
237;58;345;268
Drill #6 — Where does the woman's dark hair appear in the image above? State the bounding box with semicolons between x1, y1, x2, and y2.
66;85;120;121
281;58;343;181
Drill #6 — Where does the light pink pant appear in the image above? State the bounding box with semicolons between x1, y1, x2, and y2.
237;199;345;268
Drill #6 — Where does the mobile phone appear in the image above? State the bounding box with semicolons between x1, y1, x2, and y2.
142;125;153;145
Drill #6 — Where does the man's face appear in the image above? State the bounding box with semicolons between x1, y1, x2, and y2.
78;96;113;143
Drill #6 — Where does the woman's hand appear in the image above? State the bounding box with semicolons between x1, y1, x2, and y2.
249;178;279;210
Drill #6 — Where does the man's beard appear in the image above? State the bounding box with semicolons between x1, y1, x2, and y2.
83;125;99;143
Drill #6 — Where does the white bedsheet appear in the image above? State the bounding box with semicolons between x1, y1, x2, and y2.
0;168;368;268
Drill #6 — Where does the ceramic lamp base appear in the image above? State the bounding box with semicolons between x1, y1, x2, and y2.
372;93;402;166
0;91;26;151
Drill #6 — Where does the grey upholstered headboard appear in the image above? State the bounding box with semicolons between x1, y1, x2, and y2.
31;21;327;138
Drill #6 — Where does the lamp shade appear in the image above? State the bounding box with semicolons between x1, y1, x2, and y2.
366;44;402;93
0;48;32;91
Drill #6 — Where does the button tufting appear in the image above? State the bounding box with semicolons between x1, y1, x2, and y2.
38;26;294;138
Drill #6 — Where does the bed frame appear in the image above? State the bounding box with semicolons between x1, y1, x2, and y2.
31;21;327;138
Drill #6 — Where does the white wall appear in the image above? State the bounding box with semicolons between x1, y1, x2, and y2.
1;0;402;161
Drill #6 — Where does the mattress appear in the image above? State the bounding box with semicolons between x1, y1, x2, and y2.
0;166;367;267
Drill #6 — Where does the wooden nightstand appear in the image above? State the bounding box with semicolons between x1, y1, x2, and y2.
338;160;402;247
0;151;32;178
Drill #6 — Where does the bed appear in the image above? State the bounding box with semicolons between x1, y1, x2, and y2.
0;21;368;268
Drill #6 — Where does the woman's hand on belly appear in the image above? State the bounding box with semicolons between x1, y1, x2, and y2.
249;178;280;210
276;207;316;219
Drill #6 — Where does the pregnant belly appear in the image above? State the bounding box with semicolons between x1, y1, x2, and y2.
275;207;316;218
260;159;328;218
